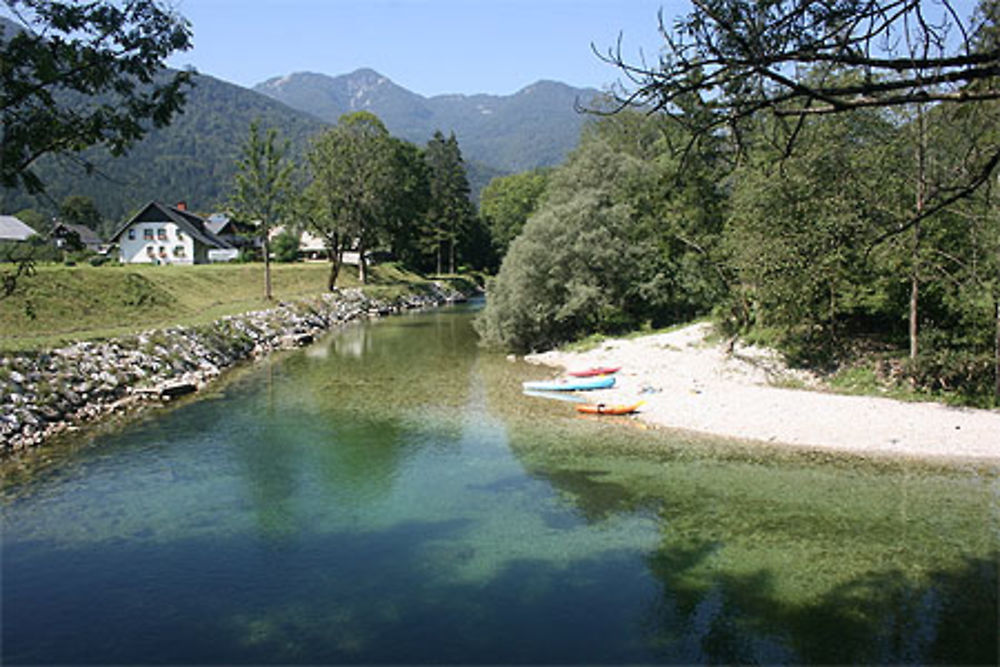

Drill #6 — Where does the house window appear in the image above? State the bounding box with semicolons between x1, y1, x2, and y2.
143;228;154;241
146;245;155;257
128;229;136;240
173;245;186;258
157;228;167;241
177;230;184;240
158;246;167;257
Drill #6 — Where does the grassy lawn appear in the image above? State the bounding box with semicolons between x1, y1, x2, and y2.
0;261;457;351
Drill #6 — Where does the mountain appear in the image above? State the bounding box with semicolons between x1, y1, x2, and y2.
1;72;327;225
1;62;600;226
254;69;602;173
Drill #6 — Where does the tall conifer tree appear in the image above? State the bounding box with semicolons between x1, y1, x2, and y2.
425;131;473;274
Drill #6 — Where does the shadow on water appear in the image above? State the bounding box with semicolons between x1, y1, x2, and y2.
642;538;997;665
3;304;998;664
4;511;994;665
3;519;648;664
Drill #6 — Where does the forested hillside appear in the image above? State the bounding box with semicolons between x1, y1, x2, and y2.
0;72;327;223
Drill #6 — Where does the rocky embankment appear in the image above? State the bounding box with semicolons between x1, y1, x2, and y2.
1;284;466;452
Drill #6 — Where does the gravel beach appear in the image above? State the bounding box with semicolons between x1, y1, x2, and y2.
526;322;1000;463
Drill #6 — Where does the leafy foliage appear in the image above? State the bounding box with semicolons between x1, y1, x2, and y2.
479;169;549;258
477;110;729;352
272;229;300;263
229;120;295;300
424;131;476;274
59;195;103;232
302;112;400;285
0;1;193;194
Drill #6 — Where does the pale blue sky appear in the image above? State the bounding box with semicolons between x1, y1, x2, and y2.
166;0;687;96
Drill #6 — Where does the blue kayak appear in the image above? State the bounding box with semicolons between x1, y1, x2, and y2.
522;375;616;392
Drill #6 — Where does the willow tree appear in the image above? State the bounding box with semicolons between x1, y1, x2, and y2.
230;120;294;300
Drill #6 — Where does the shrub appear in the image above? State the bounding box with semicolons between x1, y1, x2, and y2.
272;230;300;263
903;350;997;407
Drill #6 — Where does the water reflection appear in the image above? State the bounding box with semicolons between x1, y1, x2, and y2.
1;304;997;664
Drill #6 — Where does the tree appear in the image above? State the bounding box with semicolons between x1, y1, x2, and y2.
723;109;905;359
303;112;398;286
230;120;294;301
0;0;192;305
1;0;194;194
425;131;474;274
59;195;102;231
272;228;300;263
479;169;549;259
601;0;1000;227
381;138;431;270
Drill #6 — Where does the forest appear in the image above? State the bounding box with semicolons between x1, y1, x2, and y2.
475;0;1000;406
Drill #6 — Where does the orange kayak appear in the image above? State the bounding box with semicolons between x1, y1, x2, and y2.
575;401;643;415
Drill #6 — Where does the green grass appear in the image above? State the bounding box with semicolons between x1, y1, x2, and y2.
0;261;443;351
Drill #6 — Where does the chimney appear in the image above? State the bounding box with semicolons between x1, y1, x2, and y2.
176;201;187;211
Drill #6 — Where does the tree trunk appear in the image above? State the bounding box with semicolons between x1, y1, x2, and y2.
908;254;919;359
995;300;1000;400
357;239;368;284
327;254;340;292
263;237;273;301
449;237;455;275
320;230;340;291
435;239;442;276
910;104;926;360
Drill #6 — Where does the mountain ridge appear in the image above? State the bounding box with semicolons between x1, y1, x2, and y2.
2;61;598;222
253;68;602;173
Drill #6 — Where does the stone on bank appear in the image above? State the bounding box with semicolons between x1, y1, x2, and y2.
1;284;466;452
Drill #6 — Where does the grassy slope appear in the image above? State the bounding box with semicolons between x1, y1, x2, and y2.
0;262;456;351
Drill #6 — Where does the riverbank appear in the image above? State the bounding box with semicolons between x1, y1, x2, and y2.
1;283;467;452
526;322;1000;463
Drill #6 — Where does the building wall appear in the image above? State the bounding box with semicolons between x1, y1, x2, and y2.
118;222;197;265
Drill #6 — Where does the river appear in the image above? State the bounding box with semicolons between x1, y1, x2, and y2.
2;302;997;664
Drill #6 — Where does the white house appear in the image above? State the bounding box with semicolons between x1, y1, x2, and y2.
108;202;230;265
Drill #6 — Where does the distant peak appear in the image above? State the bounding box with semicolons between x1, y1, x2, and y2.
257;71;328;89
518;80;572;94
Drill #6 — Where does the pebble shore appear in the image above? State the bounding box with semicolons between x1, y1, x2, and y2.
527;322;1000;464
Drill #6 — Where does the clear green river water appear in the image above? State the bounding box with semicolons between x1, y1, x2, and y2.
2;302;997;664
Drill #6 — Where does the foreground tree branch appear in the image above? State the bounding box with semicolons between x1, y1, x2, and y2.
599;0;1000;121
1;0;194;194
597;0;1000;241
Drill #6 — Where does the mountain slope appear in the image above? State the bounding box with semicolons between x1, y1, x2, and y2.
254;69;601;172
1;72;327;224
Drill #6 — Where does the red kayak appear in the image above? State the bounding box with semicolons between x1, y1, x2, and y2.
576;401;643;415
567;366;621;378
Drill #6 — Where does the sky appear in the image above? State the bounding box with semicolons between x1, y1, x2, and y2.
164;0;690;96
